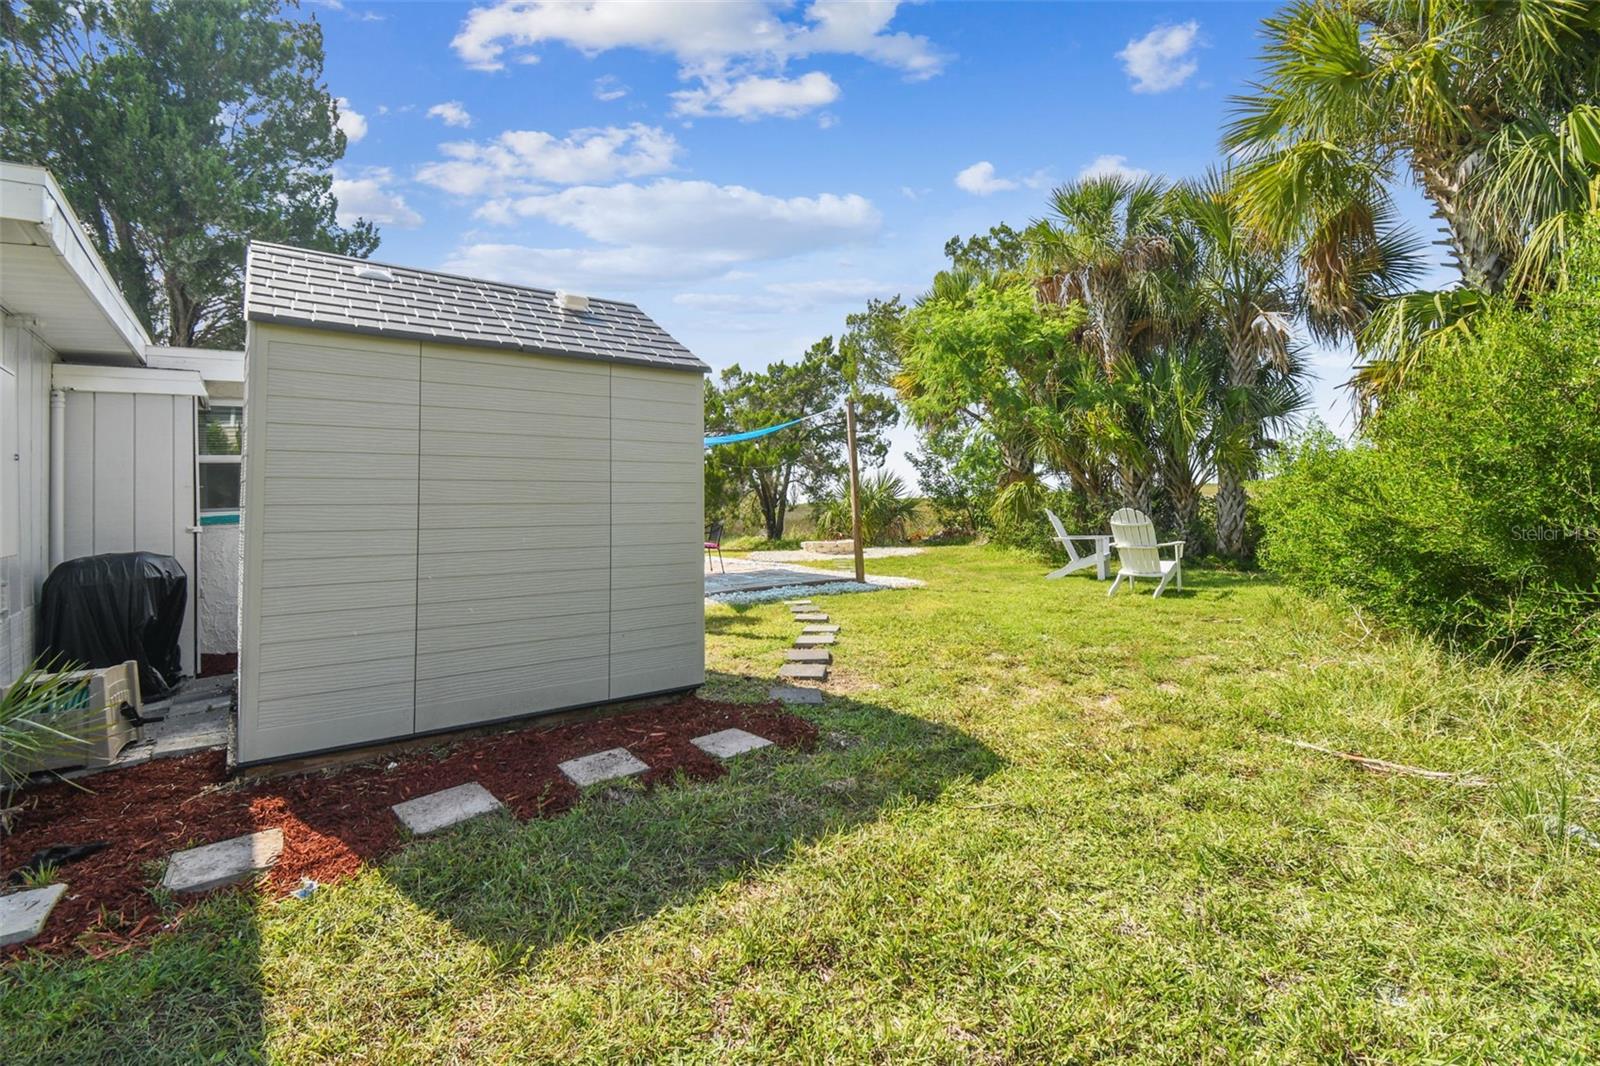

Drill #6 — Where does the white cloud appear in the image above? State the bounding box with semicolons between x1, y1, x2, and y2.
453;0;943;75
427;101;473;128
483;179;880;260
1117;21;1201;94
672;70;840;119
675;277;893;313
416;123;680;195
1078;154;1150;182
954;161;1016;196
333;97;367;143
593;74;629;101
442;243;746;291
332;168;422;228
451;1;943;120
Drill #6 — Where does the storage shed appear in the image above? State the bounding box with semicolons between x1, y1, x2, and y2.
236;243;709;765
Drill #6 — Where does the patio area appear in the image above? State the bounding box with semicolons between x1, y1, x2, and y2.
704;555;924;598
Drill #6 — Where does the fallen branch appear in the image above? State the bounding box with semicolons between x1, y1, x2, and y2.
1275;737;1492;788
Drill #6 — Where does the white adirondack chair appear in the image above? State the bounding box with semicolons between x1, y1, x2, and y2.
1107;508;1184;598
1044;508;1111;581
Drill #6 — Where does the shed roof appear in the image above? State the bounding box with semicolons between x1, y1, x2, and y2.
244;242;708;373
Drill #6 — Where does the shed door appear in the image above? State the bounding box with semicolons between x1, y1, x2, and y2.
237;329;420;764
414;344;612;733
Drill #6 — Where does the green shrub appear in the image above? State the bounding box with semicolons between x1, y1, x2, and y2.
812;471;920;545
1257;244;1600;667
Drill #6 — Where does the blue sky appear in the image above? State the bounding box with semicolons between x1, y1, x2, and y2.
315;0;1451;485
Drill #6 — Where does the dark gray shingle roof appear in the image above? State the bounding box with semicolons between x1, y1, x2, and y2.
244;242;708;373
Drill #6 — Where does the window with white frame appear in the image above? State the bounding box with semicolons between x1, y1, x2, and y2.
197;403;243;513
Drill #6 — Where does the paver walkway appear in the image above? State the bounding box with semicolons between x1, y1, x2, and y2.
392;782;503;835
559;747;649;787
162;829;284;894
1;884;67;948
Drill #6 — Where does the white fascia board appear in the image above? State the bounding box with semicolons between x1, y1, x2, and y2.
145;345;246;383
0;161;153;360
52;362;208;398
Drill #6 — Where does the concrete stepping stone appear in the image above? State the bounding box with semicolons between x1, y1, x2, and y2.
782;599;812;606
692;728;773;759
794;633;836;647
0;884;67;948
162;829;283;894
769;685;824;705
392;782;503;835
786;648;832;663
802;624;840;634
559;747;648;787
793;613;829;622
779;663;828;681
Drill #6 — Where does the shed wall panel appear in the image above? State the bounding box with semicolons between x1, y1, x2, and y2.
413;343;612;734
609;365;703;697
237;326;420;763
238;323;706;763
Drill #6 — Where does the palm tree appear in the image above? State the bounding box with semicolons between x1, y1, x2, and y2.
1143;346;1220;547
1032;174;1176;509
1172;171;1302;559
1224;0;1599;404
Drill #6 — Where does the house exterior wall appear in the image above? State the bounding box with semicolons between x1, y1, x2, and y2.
198;522;241;657
237;321;705;765
0;313;53;684
61;389;199;675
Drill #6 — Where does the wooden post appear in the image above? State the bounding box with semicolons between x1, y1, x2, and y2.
844;397;865;584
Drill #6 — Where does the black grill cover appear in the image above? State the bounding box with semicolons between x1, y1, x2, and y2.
38;552;188;699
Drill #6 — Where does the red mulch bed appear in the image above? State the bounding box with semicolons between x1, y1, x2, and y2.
2;696;816;961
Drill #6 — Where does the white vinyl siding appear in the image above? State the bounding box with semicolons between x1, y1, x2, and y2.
237;322;704;763
237;326;420;764
59;389;199;675
0;315;52;684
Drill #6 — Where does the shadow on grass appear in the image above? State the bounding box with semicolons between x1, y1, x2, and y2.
0;891;265;1066
377;669;1002;966
0;671;1000;1061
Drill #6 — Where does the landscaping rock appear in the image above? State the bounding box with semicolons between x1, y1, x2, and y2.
692;728;773;759
391;782;503;835
559;747;648;787
769;685;824;704
802;624;840;634
0;884;67;948
161;829;284;894
794;634;836;647
779;663;829;681
786;648;832;663
793;613;829;622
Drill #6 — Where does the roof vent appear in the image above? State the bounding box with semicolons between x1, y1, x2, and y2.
552;290;590;313
355;264;395;283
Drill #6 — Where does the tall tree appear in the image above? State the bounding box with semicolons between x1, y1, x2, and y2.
1172;171;1303;559
897;276;1088;524
1;0;378;348
1032;174;1176;509
707;339;894;541
1223;0;1598;400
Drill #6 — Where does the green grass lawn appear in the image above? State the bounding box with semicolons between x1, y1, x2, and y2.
4;546;1597;1063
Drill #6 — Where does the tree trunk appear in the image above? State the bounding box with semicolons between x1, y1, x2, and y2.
1171;483;1200;546
1215;464;1248;561
752;470;790;541
1412;147;1509;295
